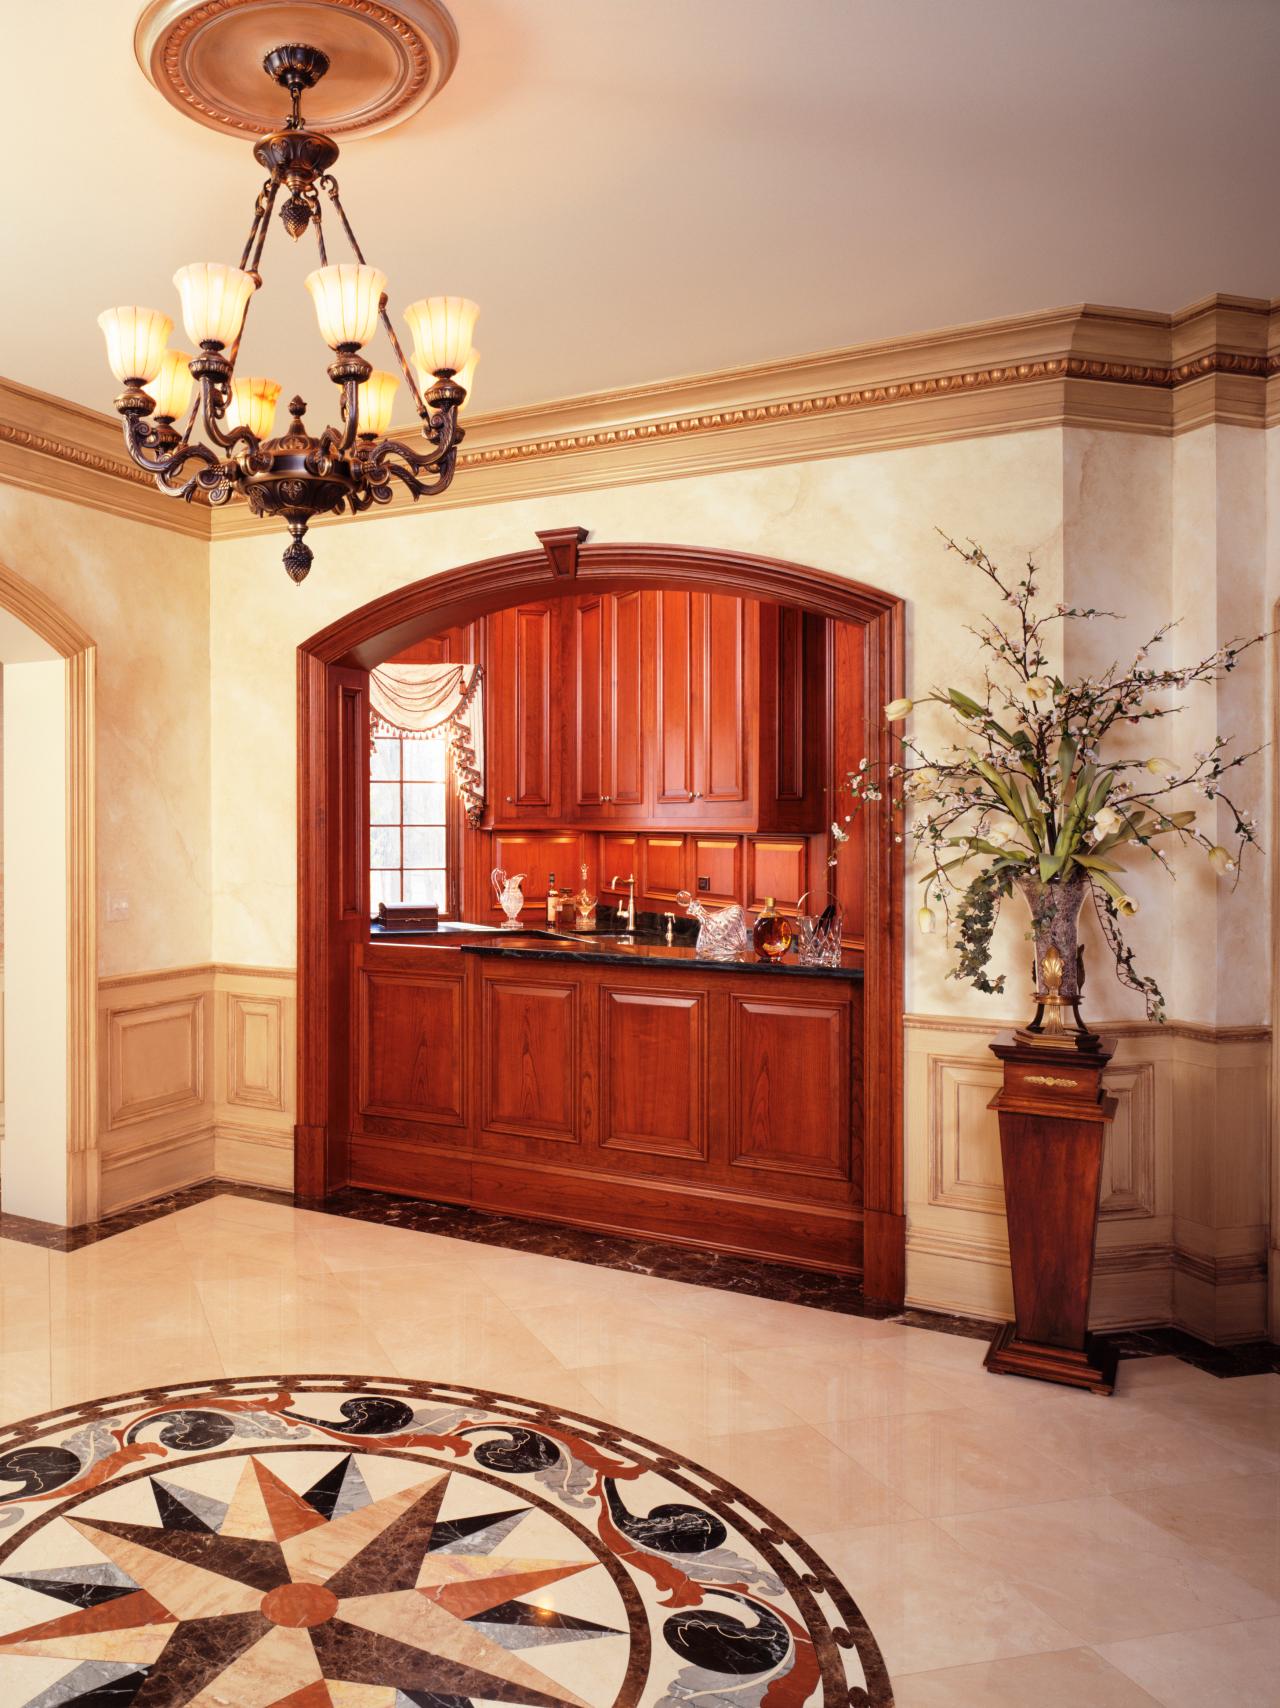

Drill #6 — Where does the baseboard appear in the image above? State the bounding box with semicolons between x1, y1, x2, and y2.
97;1122;216;1215
214;1122;293;1191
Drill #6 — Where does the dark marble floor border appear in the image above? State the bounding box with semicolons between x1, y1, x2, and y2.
2;1182;1276;1377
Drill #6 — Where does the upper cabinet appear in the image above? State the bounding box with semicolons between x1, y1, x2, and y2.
653;591;755;823
488;600;563;825
571;590;646;821
485;591;825;833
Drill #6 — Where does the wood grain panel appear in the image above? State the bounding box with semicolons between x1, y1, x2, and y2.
488;831;585;910
655;589;697;807
690;837;741;902
358;968;466;1127
701;593;750;807
747;837;809;911
107;995;205;1130
481;974;579;1141
609;590;645;810
730;994;850;1181
600;985;706;1159
227;994;285;1112
641;837;687;902
572;595;605;811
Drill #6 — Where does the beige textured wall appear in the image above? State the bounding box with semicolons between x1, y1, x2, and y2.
210;427;1067;993
0;486;211;976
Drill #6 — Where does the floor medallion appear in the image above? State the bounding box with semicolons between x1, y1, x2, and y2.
0;1377;891;1706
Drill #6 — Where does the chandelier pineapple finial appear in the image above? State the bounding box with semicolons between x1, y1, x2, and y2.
98;43;477;582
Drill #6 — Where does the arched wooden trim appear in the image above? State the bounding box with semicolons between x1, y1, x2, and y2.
0;560;98;1223
297;537;905;1302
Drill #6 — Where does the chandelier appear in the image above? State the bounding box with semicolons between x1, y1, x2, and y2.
97;43;478;582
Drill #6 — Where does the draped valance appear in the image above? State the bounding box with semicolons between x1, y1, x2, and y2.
369;662;485;826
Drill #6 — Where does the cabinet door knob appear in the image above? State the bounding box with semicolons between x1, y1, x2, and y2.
505;795;514;802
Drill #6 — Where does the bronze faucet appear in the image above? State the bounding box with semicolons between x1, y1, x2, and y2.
610;873;636;931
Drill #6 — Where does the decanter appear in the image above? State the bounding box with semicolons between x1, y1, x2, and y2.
572;862;596;931
676;890;751;959
752;896;793;961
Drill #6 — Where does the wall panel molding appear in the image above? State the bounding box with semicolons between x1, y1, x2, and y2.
105;994;206;1131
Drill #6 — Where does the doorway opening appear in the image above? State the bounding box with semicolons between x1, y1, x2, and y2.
0;562;96;1226
296;532;905;1302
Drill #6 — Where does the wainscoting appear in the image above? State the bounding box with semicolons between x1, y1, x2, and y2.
89;971;1268;1344
906;1014;1273;1343
96;964;294;1212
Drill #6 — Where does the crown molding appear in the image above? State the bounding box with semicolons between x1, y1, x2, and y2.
0;376;209;538
3;293;1278;541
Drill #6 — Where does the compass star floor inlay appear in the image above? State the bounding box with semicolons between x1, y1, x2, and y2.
0;1377;890;1707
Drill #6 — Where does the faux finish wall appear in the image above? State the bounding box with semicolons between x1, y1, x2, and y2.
0;485;211;977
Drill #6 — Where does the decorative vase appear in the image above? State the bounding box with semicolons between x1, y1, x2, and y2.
1014;871;1096;1041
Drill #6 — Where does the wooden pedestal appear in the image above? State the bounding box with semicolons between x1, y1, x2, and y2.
984;1031;1119;1395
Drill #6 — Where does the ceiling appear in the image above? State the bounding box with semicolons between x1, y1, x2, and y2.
6;0;1280;421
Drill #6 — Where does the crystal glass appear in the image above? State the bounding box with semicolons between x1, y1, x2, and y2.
676;890;751;959
795;892;845;967
491;868;526;928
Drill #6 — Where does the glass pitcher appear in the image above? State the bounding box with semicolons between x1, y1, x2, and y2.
491;868;527;928
675;890;751;959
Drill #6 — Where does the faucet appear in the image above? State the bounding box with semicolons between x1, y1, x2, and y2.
610;873;636;931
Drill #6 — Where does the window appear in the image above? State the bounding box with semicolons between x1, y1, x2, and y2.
369;733;450;914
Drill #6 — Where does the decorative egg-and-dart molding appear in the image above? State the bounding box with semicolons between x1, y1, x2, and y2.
134;0;459;138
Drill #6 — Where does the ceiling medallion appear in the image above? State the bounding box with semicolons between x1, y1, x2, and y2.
134;0;459;139
98;38;478;581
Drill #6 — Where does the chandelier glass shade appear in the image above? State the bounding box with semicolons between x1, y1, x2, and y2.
100;43;477;582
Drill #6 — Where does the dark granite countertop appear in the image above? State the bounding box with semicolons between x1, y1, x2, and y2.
370;923;862;981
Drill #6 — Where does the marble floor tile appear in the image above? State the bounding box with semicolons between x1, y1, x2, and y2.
1097;1614;1280;1707
1114;1473;1280;1602
828;1405;1095;1518
689;1424;925;1533
940;1493;1278;1642
811;1518;1079;1675
573;1353;811;1456
889;1646;1164;1705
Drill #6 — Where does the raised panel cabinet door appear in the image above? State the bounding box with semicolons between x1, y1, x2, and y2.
698;593;756;818
729;994;851;1183
600;986;707;1160
481;974;579;1142
490;602;560;823
607;590;646;812
654;588;699;813
358;969;465;1127
572;594;607;815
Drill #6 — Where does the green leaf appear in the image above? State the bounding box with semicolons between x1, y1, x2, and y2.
1072;852;1127;875
1057;734;1078;785
947;689;985;717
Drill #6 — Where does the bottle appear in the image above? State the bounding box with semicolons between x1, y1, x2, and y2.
546;872;558;926
752;897;793;961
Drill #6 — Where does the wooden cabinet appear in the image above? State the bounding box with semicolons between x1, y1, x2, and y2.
485;592;825;834
570;591;646;820
350;940;863;1273
488;601;562;825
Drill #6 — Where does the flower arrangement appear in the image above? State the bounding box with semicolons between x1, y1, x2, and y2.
832;536;1265;1021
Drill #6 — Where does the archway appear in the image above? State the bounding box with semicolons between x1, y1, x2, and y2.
296;532;906;1303
0;562;96;1226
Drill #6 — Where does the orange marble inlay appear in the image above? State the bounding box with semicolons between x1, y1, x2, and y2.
260;1582;339;1629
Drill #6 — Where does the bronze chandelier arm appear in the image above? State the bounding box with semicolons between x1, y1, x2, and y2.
197;375;259;457
314;375;364;463
121;413;223;482
373;448;458;499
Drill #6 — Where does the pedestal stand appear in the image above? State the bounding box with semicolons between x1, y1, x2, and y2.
984;1030;1119;1395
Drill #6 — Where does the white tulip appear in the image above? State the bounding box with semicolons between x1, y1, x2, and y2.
917;906;937;935
1116;893;1139;916
985;825;1014;847
1145;757;1177;777
1023;676;1052;701
1207;845;1236;876
884;697;913;722
1090;806;1121;842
